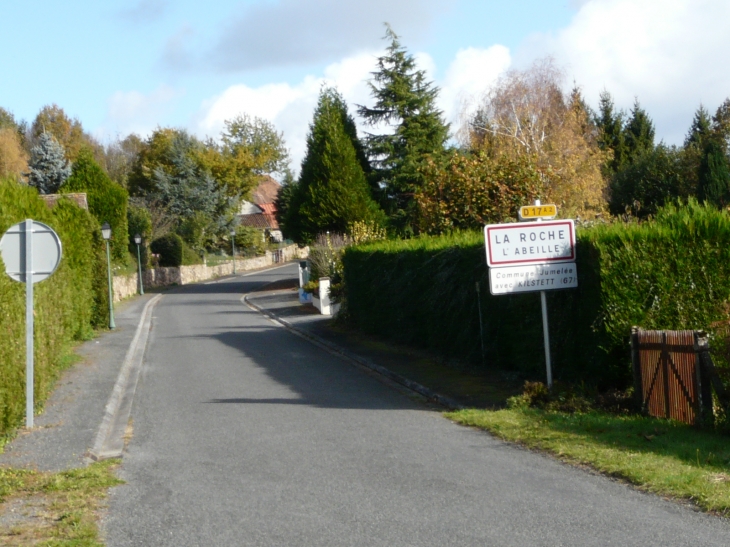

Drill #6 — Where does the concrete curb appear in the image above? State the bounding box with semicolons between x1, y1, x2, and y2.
88;294;163;461
243;292;464;411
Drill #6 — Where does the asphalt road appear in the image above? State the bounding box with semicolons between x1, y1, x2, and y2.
105;263;730;546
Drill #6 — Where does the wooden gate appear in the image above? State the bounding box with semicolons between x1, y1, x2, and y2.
631;328;705;425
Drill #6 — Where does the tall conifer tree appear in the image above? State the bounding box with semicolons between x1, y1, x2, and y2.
358;25;449;235
27;131;71;194
624;99;655;162
286;87;384;243
595;90;627;175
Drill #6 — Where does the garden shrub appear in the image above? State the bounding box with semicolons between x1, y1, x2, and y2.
342;200;730;389
151;233;183;267
61;147;129;264
0;178;107;435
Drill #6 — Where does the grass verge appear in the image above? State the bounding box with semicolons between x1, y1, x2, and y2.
446;407;730;515
0;459;123;546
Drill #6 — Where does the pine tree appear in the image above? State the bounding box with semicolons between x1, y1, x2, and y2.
684;105;712;149
595;90;627;174
624;99;655;162
288;87;384;243
698;139;730;207
26;132;71;194
358;25;449;235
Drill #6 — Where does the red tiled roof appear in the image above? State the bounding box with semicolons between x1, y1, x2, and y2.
252;175;280;205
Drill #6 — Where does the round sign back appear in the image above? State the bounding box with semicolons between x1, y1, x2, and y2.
0;219;62;283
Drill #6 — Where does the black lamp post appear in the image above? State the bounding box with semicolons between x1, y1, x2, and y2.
231;229;237;275
134;233;144;295
101;222;115;329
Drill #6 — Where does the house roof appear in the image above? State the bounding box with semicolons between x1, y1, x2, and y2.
251;175;280;205
238;201;279;230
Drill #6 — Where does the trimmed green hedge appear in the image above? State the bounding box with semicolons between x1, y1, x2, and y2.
0;179;108;434
342;200;730;389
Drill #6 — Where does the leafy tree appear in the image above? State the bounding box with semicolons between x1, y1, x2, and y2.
287;87;385;243
127;127;182;196
193;115;290;200
358;25;449;234
27;132;71;193
467;59;607;218
623;99;655;162
127;204;152;268
608;144;690;217
150;131;238;247
30;104;88;161
594;90;627;175
104;133;145;188
62;148;129;263
0;127;28;181
415;151;543;234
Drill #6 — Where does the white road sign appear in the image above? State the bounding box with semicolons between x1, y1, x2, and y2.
1;220;62;283
489;262;578;295
483;219;576;267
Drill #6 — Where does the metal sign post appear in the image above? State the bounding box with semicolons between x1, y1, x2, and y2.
483;201;577;389
0;220;62;428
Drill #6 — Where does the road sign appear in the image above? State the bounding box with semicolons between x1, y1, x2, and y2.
518;204;557;220
483;219;576;267
0;220;62;429
489;262;578;295
1;220;62;283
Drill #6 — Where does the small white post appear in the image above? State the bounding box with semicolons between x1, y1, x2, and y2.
25;219;34;428
319;277;331;315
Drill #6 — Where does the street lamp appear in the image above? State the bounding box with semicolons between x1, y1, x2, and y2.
230;229;237;275
134;233;144;295
101;222;115;329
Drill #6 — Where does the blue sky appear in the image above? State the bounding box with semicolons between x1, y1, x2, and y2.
1;0;728;170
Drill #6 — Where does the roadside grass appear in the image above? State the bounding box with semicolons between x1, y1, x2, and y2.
446;407;730;515
0;459;123;546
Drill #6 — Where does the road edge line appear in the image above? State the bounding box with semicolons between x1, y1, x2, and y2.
88;294;163;461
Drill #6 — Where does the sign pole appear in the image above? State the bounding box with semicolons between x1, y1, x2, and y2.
534;201;553;389
25;219;34;428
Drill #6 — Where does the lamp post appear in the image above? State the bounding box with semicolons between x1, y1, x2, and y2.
230;230;237;275
134;233;144;295
101;222;115;329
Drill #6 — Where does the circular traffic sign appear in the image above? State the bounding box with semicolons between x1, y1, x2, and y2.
0;219;62;283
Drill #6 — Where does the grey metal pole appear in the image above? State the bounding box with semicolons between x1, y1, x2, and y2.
231;236;237;275
25;219;34;428
105;240;116;329
534;199;553;389
136;242;144;295
540;290;553;389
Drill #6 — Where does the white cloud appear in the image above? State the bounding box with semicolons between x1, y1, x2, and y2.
438;45;512;126
192;45;515;172
193;53;382;172
98;86;178;140
196;0;447;73
532;0;730;144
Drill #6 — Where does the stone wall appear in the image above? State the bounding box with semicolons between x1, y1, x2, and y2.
112;245;309;303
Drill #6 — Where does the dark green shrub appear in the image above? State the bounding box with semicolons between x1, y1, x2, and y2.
0;178;107;434
151;233;183;267
61;147;129;264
